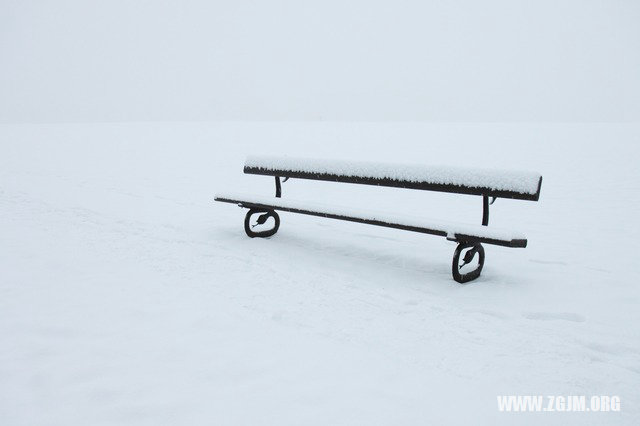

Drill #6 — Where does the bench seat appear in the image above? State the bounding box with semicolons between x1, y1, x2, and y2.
215;192;527;248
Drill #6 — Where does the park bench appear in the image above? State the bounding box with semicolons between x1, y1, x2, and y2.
215;156;542;283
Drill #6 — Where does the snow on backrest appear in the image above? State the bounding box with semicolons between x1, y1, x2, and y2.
245;155;542;198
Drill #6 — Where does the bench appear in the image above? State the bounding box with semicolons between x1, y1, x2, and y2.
215;156;542;283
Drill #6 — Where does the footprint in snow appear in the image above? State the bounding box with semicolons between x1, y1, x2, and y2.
529;259;568;266
522;312;586;323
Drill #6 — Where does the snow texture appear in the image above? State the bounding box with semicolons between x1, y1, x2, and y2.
245;155;542;195
215;192;526;243
2;122;640;426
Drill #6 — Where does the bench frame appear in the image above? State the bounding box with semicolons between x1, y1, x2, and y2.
217;164;542;283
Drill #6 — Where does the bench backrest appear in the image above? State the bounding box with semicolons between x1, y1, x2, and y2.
244;156;542;201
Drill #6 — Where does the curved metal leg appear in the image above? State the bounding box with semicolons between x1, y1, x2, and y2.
244;208;280;238
452;242;485;283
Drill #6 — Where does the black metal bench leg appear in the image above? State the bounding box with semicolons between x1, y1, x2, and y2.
452;242;485;283
244;208;280;238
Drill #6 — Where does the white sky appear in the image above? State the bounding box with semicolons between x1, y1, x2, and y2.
1;0;639;122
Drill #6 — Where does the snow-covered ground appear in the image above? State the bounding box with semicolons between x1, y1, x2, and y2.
1;122;639;425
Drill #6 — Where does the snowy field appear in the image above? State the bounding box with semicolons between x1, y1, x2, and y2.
1;122;639;425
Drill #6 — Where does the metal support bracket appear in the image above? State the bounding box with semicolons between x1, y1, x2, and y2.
244;208;280;238
274;176;290;198
275;176;282;198
452;242;485;283
482;195;489;226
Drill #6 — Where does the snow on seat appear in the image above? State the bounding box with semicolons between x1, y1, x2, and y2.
214;193;527;248
244;156;542;201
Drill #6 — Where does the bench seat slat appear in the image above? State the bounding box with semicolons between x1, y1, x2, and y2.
244;156;542;201
215;193;527;248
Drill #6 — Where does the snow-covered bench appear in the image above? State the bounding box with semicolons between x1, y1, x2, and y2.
215;156;543;283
